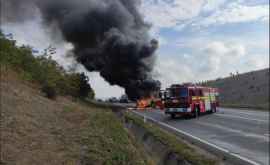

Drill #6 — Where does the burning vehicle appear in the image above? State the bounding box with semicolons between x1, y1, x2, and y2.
136;90;164;109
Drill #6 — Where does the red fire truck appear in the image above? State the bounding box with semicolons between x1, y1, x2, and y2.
164;84;219;118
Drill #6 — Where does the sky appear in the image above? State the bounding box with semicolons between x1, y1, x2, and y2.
1;0;269;99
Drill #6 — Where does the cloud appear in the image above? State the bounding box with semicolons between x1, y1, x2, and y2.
1;18;49;50
244;54;269;69
202;0;226;12
197;3;269;26
141;0;269;32
0;13;69;57
86;72;125;99
154;56;195;88
203;41;245;58
198;41;246;72
1;18;79;71
141;0;204;29
157;36;168;46
154;40;251;87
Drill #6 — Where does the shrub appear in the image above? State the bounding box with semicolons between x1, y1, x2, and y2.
41;83;57;100
0;31;95;100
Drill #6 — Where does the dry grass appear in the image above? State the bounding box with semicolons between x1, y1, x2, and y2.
0;68;148;165
203;68;269;110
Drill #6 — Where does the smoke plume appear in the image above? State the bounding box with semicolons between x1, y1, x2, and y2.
0;0;161;100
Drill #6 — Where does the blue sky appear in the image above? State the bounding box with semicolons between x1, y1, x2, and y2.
141;0;269;88
1;0;269;98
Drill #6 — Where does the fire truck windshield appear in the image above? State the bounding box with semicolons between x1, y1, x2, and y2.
169;88;188;98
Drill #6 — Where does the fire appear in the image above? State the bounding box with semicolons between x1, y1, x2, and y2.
136;97;153;109
136;97;165;110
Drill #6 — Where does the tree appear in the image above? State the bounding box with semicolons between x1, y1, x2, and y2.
78;73;92;98
0;34;95;100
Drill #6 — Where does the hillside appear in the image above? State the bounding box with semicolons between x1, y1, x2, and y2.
1;68;151;165
202;68;269;110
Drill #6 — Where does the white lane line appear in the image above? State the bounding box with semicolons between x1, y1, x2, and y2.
132;111;262;165
151;110;269;140
196;122;269;141
220;109;269;117
152;110;165;115
214;114;268;123
233;111;269;116
132;111;229;152
230;153;262;165
152;109;268;123
264;134;270;137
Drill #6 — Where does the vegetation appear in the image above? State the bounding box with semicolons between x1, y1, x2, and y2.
124;112;217;165
197;69;269;110
78;107;149;165
0;31;95;100
1;70;149;165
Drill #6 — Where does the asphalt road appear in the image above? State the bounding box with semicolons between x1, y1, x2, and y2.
135;107;269;165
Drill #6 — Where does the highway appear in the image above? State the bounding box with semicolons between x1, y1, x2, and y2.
134;107;269;165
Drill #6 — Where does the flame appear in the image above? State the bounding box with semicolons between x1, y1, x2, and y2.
137;97;153;109
136;96;165;110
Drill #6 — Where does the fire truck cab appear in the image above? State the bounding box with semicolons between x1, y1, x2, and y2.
164;84;219;118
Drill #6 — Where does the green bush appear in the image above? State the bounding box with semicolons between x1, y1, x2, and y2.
0;31;95;100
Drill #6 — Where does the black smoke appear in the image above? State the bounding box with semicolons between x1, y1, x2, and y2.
0;0;161;100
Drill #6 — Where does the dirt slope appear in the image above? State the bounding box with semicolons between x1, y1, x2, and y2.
0;68;149;165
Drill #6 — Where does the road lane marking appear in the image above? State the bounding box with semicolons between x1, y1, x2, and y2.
151;110;269;140
132;110;262;165
231;111;269;116
152;110;165;115
220;109;269;117
214;114;268;123
153;109;268;123
264;134;270;137
230;153;262;165
132;111;229;152
196;121;269;141
151;109;268;123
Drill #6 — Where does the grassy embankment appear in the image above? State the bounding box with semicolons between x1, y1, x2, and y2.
0;32;150;165
200;69;269;110
1;68;150;165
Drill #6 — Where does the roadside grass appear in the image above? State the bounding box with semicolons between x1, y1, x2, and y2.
1;69;150;165
74;108;148;165
124;112;218;165
200;68;269;112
